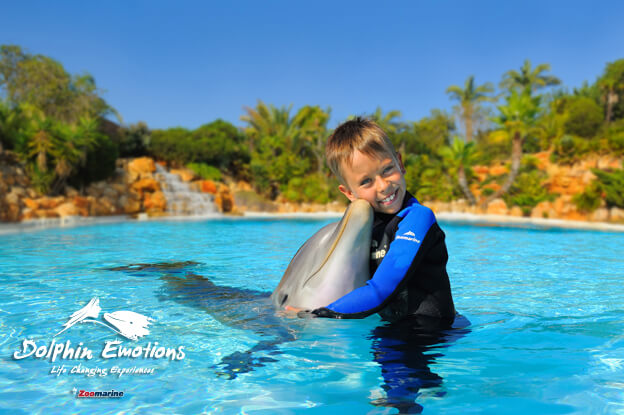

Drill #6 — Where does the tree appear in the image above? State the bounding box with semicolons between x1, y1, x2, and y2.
446;75;495;143
598;59;624;124
0;45;116;124
439;136;477;205
486;89;542;203
500;59;561;93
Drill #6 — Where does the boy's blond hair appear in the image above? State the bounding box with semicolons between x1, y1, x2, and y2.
325;117;398;186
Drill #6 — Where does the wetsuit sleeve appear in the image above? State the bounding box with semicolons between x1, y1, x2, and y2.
313;204;436;319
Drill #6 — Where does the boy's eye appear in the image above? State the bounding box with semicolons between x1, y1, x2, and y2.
383;166;394;174
360;178;371;186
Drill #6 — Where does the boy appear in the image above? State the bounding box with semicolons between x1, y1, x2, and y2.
306;117;456;325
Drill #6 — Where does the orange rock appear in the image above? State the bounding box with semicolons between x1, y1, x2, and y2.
170;169;196;182
144;191;167;212
236;181;253;191
23;198;39;210
73;196;90;210
215;185;234;213
132;178;160;195
509;206;524;217
531;201;555;219
20;208;37;221
473;165;489;175
35;209;60;218
128;157;156;176
200;180;218;194
533;151;551;170
486;198;508;215
490;165;508;176
38;197;63;210
55;202;79;217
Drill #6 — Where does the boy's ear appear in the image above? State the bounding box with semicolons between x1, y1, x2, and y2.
396;153;406;174
338;184;357;202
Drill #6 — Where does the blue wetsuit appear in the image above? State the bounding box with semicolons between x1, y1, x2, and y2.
312;192;456;323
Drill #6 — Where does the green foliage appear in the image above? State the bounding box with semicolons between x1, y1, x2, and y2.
573;183;603;213
148;120;249;177
70;133;118;189
283;173;332;204
591;165;624;208
25;163;54;194
564;96;603;138
446;75;495;143
500;60;561;93
241;101;330;198
404;154;459;202
551;134;592;164
404;109;456;155
187;162;221;181
503;167;553;216
119;122;150;157
0;45;115;123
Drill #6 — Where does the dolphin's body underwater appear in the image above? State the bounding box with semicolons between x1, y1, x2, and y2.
271;199;374;310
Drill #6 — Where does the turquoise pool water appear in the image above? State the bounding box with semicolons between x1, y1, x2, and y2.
0;217;623;414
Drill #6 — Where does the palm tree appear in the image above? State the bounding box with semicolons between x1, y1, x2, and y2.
439;136;477;205
598;60;624;124
485;89;542;204
446;76;495;143
291;105;330;174
500;60;560;93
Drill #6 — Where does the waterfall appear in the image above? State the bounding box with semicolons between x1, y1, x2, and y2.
154;165;220;216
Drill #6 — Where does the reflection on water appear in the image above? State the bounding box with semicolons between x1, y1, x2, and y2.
108;261;471;412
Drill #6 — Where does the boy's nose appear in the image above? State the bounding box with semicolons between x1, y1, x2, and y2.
375;176;390;193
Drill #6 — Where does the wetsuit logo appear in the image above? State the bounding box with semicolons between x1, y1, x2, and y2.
396;231;421;244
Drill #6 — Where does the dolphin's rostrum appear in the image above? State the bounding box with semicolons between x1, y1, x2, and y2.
271;199;373;310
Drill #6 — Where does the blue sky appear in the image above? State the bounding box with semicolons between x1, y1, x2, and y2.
2;1;623;130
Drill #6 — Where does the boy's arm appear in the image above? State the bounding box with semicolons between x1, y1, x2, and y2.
309;203;437;319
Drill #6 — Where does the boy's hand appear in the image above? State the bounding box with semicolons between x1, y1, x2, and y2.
297;307;342;319
284;305;302;312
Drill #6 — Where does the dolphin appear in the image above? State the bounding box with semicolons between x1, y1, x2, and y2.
271;199;373;310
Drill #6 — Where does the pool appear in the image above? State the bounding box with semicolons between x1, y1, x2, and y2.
1;217;623;414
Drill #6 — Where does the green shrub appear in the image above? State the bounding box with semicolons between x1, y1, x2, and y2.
503;167;554;216
573;183;603;212
591;165;624;208
187;163;221;181
283;173;332;204
564;97;603;138
551;135;590;164
70;133;118;188
608;130;624;152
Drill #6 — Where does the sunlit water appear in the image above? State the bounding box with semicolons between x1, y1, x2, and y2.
0;217;623;414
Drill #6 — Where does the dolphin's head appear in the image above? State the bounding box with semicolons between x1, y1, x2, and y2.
272;199;373;310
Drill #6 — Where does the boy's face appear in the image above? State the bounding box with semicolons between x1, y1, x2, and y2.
338;150;407;215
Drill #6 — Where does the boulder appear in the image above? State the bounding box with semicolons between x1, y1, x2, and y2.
144;191;167;212
610;207;624;222
170;168;196;182
131;178;160;195
590;208;609;222
215;184;234;213
119;195;142;214
531;201;556;219
55;202;79;217
486;199;508;215
199;180;218;194
128;157;156;177
489;165;508;176
22;198;39;210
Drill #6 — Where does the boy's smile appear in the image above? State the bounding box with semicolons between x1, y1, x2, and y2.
338;150;407;215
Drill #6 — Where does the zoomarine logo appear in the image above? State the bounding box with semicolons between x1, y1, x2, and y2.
396;230;421;244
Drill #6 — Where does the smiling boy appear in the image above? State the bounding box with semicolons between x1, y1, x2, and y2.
308;117;456;325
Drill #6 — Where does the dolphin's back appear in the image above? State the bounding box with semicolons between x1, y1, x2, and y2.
271;200;373;310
